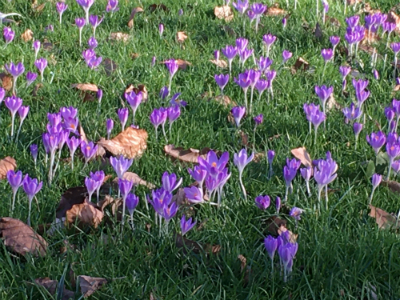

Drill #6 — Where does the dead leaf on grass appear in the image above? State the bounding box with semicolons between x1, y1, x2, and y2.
214;5;234;21
209;59;227;68
381;180;400;193
32;3;46;13
253;152;265;163
78;275;107;297
163;59;192;70
56;187;87;219
265;6;287;16
0;217;47;257
0;73;13;91
291;147;312;167
66;199;104;228
32;83;43;97
291;57;309;74
33;277;75;300
368;205;398;229
125;84;148;102
148;4;169;13
278;225;298;243
97;127;148;159
326;94;341;111
314;22;323;40
113;172;155;189
175;233;221;255
264;216;287;236
214;95;236;108
21;29;33;42
71;83;98;92
176;31;188;43
127;7;144;28
109;32;129;43
164;145;214;163
0;156;16;179
237;254;251;285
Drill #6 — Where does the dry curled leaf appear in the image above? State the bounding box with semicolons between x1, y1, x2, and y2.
314;22;323;40
109;32;129;43
175;233;221;255
381;180;400;193
164;145;213;163
176;31;188;43
292;57;309;74
33;277;75;300
127;7;144;28
0;156;16;180
21;29;33;42
264;216;287;236
252;152;265;163
214;95;236;108
214;5;234;21
66;199;104;228
97;127;148;159
148;3;169;12
32;3;46;13
113;172;155;189
78;275;107;297
209;59;227;68
369;205;399;229
0;73;12;91
388;11;400;34
265;6;287;16
291;147;312;167
0;218;47;257
71;83;98;92
237;254;251;285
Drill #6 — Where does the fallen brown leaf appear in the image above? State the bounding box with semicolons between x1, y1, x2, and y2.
109;32;129;43
163;59;192;70
381;180;400;193
97;127;148;159
237;254;251;285
394;84;400;92
127;7;144;28
264;216;287;236
164;145;214;163
0;218;47;257
291;147;312;167
148;4;169;13
252;152;265;163
388;11;400;34
292;57;309;74
314;22;323;40
34;277;75;300
369;205;398;229
71;83;98;92
0;156;16;180
176;31;188;43
66;199;104;228
21;29;33;42
130;53;140;60
32;3;46;13
278;225;298;243
175;233;221;255
101;58;118;76
0;73;12;91
326;94;341;111
113;172;155;189
97;195;121;215
214;5;234;22
214;95;236;108
32;83;43;98
265;7;287;16
209;59;228;68
78;275;107;297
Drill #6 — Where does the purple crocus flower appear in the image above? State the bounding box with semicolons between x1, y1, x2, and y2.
315;85;333;114
386;142;400;179
251;3;266;33
353;122;363;146
5;61;24;94
264;235;278;268
22;175;43;226
321;49;333;62
56;2;68;24
262;34;276;57
125;193;139;223
66;136;81;170
80;140;98;165
289;207;304;221
236;38;248;51
369;173;382;204
119;178;134;225
310;108;326;144
90;170;105;203
159;86;169;100
30;144;38;166
118;108;129;131
300;166;312;195
5;96;23;138
352;78;369;93
221;45;238;74
125;91;142;124
215;74;229;94
88;36;98;49
356;90;370;107
283;158;301;201
7;170;24;212
106;0;119;13
167;106;180;132
255;195;270;210
282;50;292;63
180;215;196;236
106;118;114;140
267;150;275;178
3;27;14;45
85;176;97;203
257;56;273;72
149;108;168;140
76;0;94;24
253;114;263;126
234;71;251;108
161;172;183;192
232;0;249;15
89;15;104;37
75;17;86;46
234;148;254;198
35;58;48;82
231;106;246;128
26;72;37;87
339;66;351;80
330;36;340;48
342;103;362;121
314;159;337;208
184;186;204;204
110;156;133;179
86;56;102;69
164;59;179;91
366;131;386;155
33;40;41;60
16;105;29;139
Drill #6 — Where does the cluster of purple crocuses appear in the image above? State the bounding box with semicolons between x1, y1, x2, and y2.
1;91;29;140
231;1;267;33
6;170;42;226
149;104;181;141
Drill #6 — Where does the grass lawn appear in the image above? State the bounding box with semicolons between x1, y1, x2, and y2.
0;0;400;299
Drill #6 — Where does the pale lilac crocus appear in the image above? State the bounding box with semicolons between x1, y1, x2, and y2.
221;45;238;75
300;166;312;196
310;109;326;144
250;3;266;33
215;74;229;95
353;122;363;149
264;235;278;272
7;170;23;213
110;155;133;179
125;193;139;226
5;95;22;138
66;136;81;170
5;61;24;95
267;150;275;178
33;40;41;61
106;118;114;139
106;0;119;13
75;18;85;46
26;72;37;87
118;108;129;131
234;148;254;198
262;34;276;57
282;50;292;63
167;106;180;132
22;175;42;226
3;27;14;45
56;2;68;25
16;105;29;141
159;23;164;37
165;59;179;91
369;173;382;204
231;106;245;128
125;91;142;125
30;144;38;166
149;108;168;140
35;58;48;82
184;186;205;204
180;215;196;236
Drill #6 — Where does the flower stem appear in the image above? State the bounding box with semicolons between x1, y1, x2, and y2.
11;191;16;213
27;197;33;227
239;174;246;199
368;188;375;205
121;196;126;226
